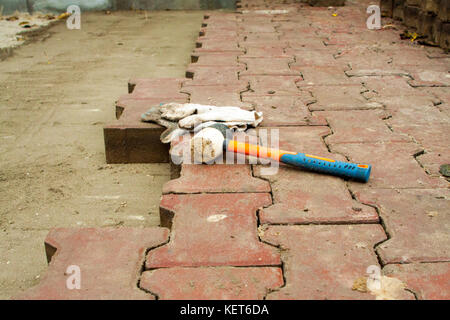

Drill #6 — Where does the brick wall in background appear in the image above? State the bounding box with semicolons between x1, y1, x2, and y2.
381;0;450;50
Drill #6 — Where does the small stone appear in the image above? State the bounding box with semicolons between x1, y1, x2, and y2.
439;164;450;177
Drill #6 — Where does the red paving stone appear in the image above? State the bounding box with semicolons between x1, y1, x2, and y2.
93;0;449;300
305;84;382;111
383;263;450;300
357;188;450;264
181;82;250;107
186;64;244;84
260;225;390;300
140;267;283;300
16;228;169;300
331;142;446;191
242;94;326;127
163;164;270;194
241;75;303;95
317;110;411;144
146;193;280;268
104;78;189;163
254;127;379;224
239;57;296;76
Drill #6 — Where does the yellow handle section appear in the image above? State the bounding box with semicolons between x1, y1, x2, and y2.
226;140;295;161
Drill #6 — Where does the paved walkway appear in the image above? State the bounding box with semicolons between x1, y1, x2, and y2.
18;0;449;300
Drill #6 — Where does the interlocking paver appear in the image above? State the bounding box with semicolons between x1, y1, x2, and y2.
241;75;302;95
146;193;280;268
304;84;381;111
261;225;391;300
331;142;446;191
16;228;169;300
239;57;295;76
140;267;283;300
181;82;250;107
317;110;411;144
242;94;326;126
254;127;379;224
163;164;270;194
383;263;450;300
104;78;189;163
357;188;450;264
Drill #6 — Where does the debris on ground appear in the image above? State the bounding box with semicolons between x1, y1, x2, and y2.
352;277;368;293
0;12;56;51
439;164;450;177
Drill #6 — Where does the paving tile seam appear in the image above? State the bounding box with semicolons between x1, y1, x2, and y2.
136;235;172;298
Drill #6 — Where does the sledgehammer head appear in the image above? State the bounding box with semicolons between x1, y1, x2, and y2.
190;123;229;163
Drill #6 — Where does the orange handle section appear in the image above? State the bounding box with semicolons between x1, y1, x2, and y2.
226;140;295;162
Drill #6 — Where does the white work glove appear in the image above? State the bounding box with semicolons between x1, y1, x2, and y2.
159;103;263;129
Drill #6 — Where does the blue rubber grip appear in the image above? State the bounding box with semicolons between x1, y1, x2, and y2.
280;153;371;182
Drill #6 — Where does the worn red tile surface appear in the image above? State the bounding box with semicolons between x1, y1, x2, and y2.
357;188;450;264
305;84;381;111
15;228;169;300
242;94;325;126
241;75;302;95
146;193;280;268
317;110;410;144
383;263;450;300
163;164;270;194
254;127;378;224
239;57;296;76
104;78;189;164
186;65;244;84
140;267;283;300
332;142;446;190
261;225;389;300
181;82;250;107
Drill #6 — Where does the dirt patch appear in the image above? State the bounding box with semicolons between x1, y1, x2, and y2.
0;10;204;299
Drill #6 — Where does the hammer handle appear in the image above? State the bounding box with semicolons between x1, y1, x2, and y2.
225;139;371;182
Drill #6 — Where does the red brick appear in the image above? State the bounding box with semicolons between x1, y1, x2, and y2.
332;142;446;190
254;127;379;224
240;57;296;76
126;78;189;100
408;64;450;87
140;267;283;300
305;84;381;111
287;49;340;67
292;66;357;86
104;78;189;164
242;46;288;58
242;94;327;126
241;75;302;95
146;193;280;268
383;263;450;300
317;110;411;144
362;76;417;99
15;228;169;300
181;82;250;107
163;164;270;194
358;188;450;264
186;65;244;84
196;39;241;51
191;53;240;66
261;225;391;300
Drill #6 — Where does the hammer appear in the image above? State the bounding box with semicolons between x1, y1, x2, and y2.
191;123;372;182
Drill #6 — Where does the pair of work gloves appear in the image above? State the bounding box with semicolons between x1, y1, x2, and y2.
141;102;263;143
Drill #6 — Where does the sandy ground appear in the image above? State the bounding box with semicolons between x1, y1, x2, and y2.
0;10;204;299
